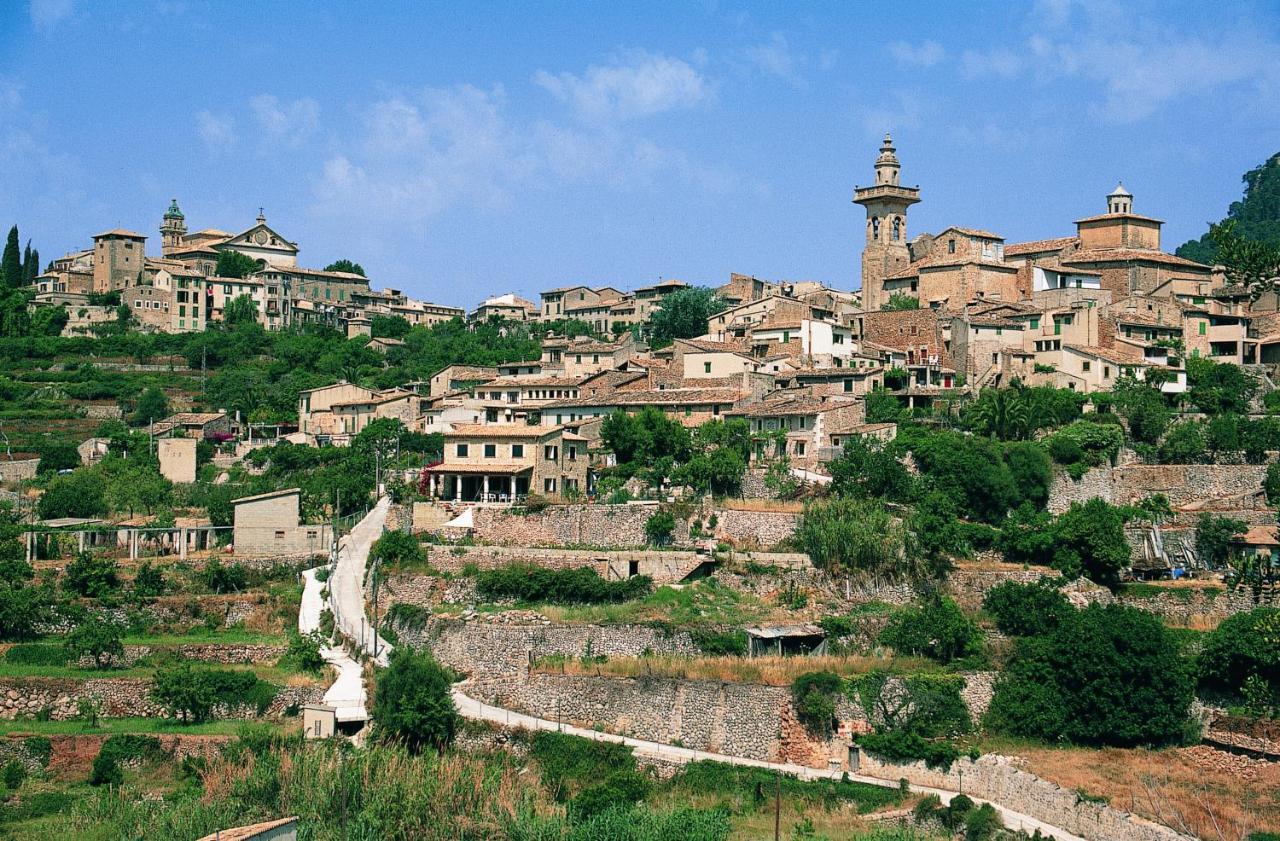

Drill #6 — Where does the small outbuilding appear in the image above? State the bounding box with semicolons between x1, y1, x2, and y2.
302;703;336;740
744;623;827;657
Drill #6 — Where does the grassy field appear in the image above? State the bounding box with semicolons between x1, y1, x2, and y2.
0;716;283;737
0;661;319;686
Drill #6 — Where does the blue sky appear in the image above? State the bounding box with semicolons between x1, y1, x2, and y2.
2;0;1278;307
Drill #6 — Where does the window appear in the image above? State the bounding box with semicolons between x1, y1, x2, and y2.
456;444;469;457
1104;366;1111;378
704;361;712;374
592;354;599;363
483;444;496;458
544;478;557;493
795;442;806;456
575;355;582;364
892;217;901;241
567;445;577;461
799;416;807;429
684;407;692;417
844;379;853;393
1082;361;1091;372
274;530;285;539
1199;321;1207;336
512;444;524;458
872;217;880;239
544;445;558;460
948;239;956;254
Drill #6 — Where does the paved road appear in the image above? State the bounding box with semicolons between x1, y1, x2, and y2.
299;567;367;722
327;498;1084;841
452;687;1086;841
327;497;392;668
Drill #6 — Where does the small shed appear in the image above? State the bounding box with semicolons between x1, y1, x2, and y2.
745;624;827;657
302;703;336;740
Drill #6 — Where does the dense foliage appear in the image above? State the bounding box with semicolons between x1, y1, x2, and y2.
475;563;652;604
879;596;983;665
1196;607;1279;714
982;580;1072;637
986;604;1193;746
372;648;458;752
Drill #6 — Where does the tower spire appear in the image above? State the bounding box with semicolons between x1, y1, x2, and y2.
853;133;921;311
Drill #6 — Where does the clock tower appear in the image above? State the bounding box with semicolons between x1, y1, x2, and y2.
160;198;187;256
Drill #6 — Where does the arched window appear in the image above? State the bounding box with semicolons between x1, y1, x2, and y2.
892;217;901;241
871;217;880;239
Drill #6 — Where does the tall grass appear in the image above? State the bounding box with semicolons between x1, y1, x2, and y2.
531;652;935;685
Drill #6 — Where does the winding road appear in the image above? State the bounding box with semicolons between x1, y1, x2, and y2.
325;499;1088;841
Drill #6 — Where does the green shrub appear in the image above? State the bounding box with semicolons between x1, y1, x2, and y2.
198;559;248;594
673;760;901;813
64;552;120;598
982;580;1072;637
150;664;277;723
385;602;430;631
858;730;961;770
90;734;164;786
644;511;676;545
530;731;637;800
2;759;26;789
689;628;747;656
986;604;1193;747
64;614;125;668
278;631;326;674
879;596;982;664
571;769;652;820
1197;607;1279;711
23;736;51;767
372;648;458;752
791;671;843;736
130;561;166;598
851;672;971;739
475;564;652;604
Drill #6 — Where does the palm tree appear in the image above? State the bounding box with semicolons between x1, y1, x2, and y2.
968;389;1030;440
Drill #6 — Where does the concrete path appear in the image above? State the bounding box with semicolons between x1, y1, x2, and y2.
298;567;367;722
452;687;1086;841
327;497;393;667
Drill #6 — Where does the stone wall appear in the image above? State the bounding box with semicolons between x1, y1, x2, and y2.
468;504;690;548
0;732;229;775
66;643;287;669
0;678;321;721
1049;463;1269;513
739;469;782;500
944;564;1056;611
466;671;997;766
401;617;698;685
713;509;799;549
1115;585;1276;626
856;752;1194;841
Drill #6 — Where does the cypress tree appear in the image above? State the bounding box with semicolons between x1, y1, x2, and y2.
1;226;20;289
24;247;39;285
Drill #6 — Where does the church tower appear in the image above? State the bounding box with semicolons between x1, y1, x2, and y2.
853;134;920;311
160;199;187;256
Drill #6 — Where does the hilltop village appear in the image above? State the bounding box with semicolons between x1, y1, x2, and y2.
0;141;1278;841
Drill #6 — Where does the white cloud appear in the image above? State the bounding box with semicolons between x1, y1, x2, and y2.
957;3;1280;122
249;94;320;147
887;40;945;68
960;48;1023;79
29;0;74;33
744;32;807;88
534;50;709;123
196;111;236;151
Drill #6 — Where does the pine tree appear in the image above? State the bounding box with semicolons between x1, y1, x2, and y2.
1;227;20;289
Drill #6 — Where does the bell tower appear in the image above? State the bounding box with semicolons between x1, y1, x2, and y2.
160;199;187;256
853;134;920;311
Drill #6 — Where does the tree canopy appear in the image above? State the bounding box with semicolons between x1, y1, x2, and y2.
324;259;366;276
1178;152;1280;268
214;251;263;279
646;287;728;348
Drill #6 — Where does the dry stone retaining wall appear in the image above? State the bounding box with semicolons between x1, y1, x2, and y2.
1049;463;1268;513
468;504;690;547
856;751;1194;841
67;643;287;669
713;509;799;548
0;678;321;721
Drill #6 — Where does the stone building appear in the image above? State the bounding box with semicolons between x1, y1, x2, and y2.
231;488;331;557
91;229;146;292
157;437;197;484
853;134;920;312
428;424;589;501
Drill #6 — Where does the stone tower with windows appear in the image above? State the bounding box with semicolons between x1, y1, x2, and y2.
160;198;187;256
853;134;920;311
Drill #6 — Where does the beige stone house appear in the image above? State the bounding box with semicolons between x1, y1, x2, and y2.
728;390;867;470
297;382;377;438
231;488;332;557
427;424;589;501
